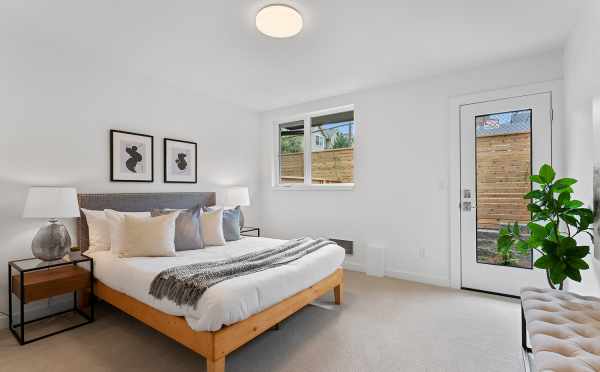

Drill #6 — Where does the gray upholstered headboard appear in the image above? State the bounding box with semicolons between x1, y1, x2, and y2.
77;192;216;252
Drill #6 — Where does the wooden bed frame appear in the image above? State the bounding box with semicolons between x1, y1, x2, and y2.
76;192;344;372
93;269;343;372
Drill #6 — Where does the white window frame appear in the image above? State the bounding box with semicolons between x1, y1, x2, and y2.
273;104;355;191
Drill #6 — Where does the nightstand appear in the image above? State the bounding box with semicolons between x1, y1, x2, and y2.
241;226;260;237
8;252;94;345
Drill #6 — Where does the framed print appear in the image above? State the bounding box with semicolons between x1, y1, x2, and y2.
164;138;197;183
110;130;154;182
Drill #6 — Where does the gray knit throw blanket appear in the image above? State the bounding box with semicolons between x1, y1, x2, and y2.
149;237;333;308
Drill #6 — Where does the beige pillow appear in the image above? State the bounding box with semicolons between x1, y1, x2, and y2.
81;208;110;252
104;209;151;256
201;208;225;246
120;213;178;258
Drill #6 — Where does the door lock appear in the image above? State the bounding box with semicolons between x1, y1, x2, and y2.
462;201;476;211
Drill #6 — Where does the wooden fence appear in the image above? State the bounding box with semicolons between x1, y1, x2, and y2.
280;148;353;184
476;132;531;229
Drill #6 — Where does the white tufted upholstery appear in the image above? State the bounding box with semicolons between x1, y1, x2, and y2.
521;287;600;372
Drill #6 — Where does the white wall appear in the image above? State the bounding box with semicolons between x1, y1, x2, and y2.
563;0;600;295
259;52;564;286
0;48;261;322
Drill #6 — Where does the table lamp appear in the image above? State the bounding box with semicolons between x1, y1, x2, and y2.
223;187;250;227
23;187;80;261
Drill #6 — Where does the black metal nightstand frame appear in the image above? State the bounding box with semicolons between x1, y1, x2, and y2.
241;227;260;237
7;254;95;345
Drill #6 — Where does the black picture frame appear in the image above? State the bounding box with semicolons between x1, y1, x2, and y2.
163;138;198;184
110;129;154;182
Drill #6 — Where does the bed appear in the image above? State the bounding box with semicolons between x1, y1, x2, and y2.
77;192;345;372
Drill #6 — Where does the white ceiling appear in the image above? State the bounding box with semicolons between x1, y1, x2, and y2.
1;0;588;111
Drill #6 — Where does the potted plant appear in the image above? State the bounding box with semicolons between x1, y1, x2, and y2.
497;164;594;290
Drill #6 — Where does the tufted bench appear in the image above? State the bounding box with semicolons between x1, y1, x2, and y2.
521;287;600;371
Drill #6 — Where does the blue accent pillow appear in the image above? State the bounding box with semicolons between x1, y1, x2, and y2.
222;206;241;241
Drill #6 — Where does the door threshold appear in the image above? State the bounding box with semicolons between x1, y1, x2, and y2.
461;287;520;299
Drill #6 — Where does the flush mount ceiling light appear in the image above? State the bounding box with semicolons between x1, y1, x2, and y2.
256;5;303;38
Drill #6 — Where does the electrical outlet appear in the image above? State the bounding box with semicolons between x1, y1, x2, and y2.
419;246;426;258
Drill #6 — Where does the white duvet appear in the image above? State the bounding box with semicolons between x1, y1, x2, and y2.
88;237;345;331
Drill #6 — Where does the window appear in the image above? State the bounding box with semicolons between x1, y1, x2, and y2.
314;134;324;148
275;106;355;189
278;120;305;184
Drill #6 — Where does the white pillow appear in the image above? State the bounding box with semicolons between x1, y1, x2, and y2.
81;208;110;252
120;214;178;258
104;209;151;256
201;208;226;246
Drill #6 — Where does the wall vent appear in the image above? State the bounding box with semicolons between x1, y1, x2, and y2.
329;238;353;255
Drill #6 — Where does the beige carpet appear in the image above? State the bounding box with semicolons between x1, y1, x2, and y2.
0;271;525;372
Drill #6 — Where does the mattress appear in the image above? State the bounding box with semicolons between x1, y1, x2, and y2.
88;237;345;331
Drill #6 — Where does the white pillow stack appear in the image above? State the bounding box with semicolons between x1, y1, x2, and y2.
200;208;226;246
104;210;152;256
81;208;111;253
81;206;230;258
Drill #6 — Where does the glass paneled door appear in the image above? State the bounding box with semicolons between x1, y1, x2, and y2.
460;93;552;296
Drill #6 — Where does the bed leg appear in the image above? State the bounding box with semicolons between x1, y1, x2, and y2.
207;357;225;372
334;282;343;305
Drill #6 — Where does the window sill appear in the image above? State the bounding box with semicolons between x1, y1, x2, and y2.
272;183;355;191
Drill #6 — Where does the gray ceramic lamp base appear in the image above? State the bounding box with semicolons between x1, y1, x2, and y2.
31;220;71;261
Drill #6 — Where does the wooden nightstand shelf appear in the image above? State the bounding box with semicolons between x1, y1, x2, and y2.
8;252;94;345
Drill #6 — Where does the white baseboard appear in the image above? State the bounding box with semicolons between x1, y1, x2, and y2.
342;261;364;272
342;261;450;288
384;269;450;288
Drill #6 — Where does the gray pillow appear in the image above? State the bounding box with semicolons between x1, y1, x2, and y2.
222;207;241;241
203;206;241;241
151;206;204;251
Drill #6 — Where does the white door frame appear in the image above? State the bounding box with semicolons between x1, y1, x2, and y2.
448;80;564;289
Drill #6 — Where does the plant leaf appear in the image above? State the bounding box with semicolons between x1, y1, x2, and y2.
498;227;510;237
497;235;513;251
566;245;590;258
528;223;547;241
549;264;567;285
558;237;577;256
565;267;582;282
558;192;571;206
565;200;584;209
530;175;544;184
515;240;529;254
567;258;589;270
524;190;545;200
541;239;558;255
534;255;552;269
539;164;556;184
551;178;577;193
560;214;578;227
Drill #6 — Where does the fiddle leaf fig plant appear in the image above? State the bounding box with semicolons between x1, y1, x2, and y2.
497;164;594;290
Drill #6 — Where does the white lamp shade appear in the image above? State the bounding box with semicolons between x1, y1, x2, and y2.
223;187;250;207
23;187;80;219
